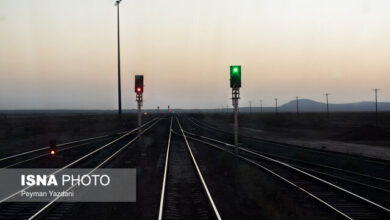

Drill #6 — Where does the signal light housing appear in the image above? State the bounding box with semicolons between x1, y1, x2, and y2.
135;75;144;93
49;140;56;156
230;65;241;88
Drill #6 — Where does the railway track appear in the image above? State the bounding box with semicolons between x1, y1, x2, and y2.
186;116;390;182
158;117;221;220
183;129;390;207
180;128;390;220
185;116;390;207
0;118;161;220
0;117;159;169
188;116;390;167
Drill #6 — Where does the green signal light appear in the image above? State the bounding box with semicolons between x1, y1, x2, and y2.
230;65;241;88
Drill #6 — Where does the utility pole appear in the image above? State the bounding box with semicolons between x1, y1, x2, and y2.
296;96;299;115
275;98;278;113
372;88;380;128
168;105;170;113
249;101;252;113
115;0;122;119
260;100;263;113
324;93;330;117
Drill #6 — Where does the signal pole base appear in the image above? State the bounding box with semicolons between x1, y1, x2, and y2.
137;93;143;136
232;88;240;156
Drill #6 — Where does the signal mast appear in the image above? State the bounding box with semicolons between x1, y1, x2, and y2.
230;65;241;155
135;75;144;134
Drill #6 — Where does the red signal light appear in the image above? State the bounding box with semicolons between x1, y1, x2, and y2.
50;150;55;155
136;87;142;93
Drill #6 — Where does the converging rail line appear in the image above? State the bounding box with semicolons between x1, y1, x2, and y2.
0;118;162;220
158;117;221;220
185;116;390;207
180;127;389;220
188;116;390;167
183;130;390;206
187;116;390;181
0;117;159;168
28;119;162;220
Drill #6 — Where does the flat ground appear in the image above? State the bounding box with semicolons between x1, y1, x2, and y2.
0;113;151;156
190;112;390;160
191;112;390;147
0;114;342;219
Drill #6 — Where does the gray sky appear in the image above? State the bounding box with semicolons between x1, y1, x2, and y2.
1;0;389;110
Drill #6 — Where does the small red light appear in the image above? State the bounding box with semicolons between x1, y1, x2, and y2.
50;150;55;155
137;87;141;92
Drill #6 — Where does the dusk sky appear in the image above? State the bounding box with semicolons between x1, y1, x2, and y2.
1;0;389;110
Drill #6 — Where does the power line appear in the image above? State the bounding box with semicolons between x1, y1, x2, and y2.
324;93;331;117
259;99;262;113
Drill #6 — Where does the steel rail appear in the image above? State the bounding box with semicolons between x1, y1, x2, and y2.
0;118;160;204
187;116;390;180
28;119;161;220
0;117;158;162
180;130;390;218
2;138;113;168
157;117;173;220
176;117;222;220
188;116;390;167
183;130;390;188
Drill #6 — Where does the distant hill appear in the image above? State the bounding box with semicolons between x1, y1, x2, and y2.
174;99;390;113
233;99;390;113
1;99;390;114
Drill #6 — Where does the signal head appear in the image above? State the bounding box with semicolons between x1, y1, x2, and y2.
230;65;241;88
135;75;144;93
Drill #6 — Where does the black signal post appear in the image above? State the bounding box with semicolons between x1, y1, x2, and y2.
135;75;144;134
230;65;241;155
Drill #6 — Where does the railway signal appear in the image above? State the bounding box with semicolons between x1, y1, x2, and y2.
135;75;144;135
230;65;241;155
135;75;144;94
230;65;241;89
49;140;56;156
